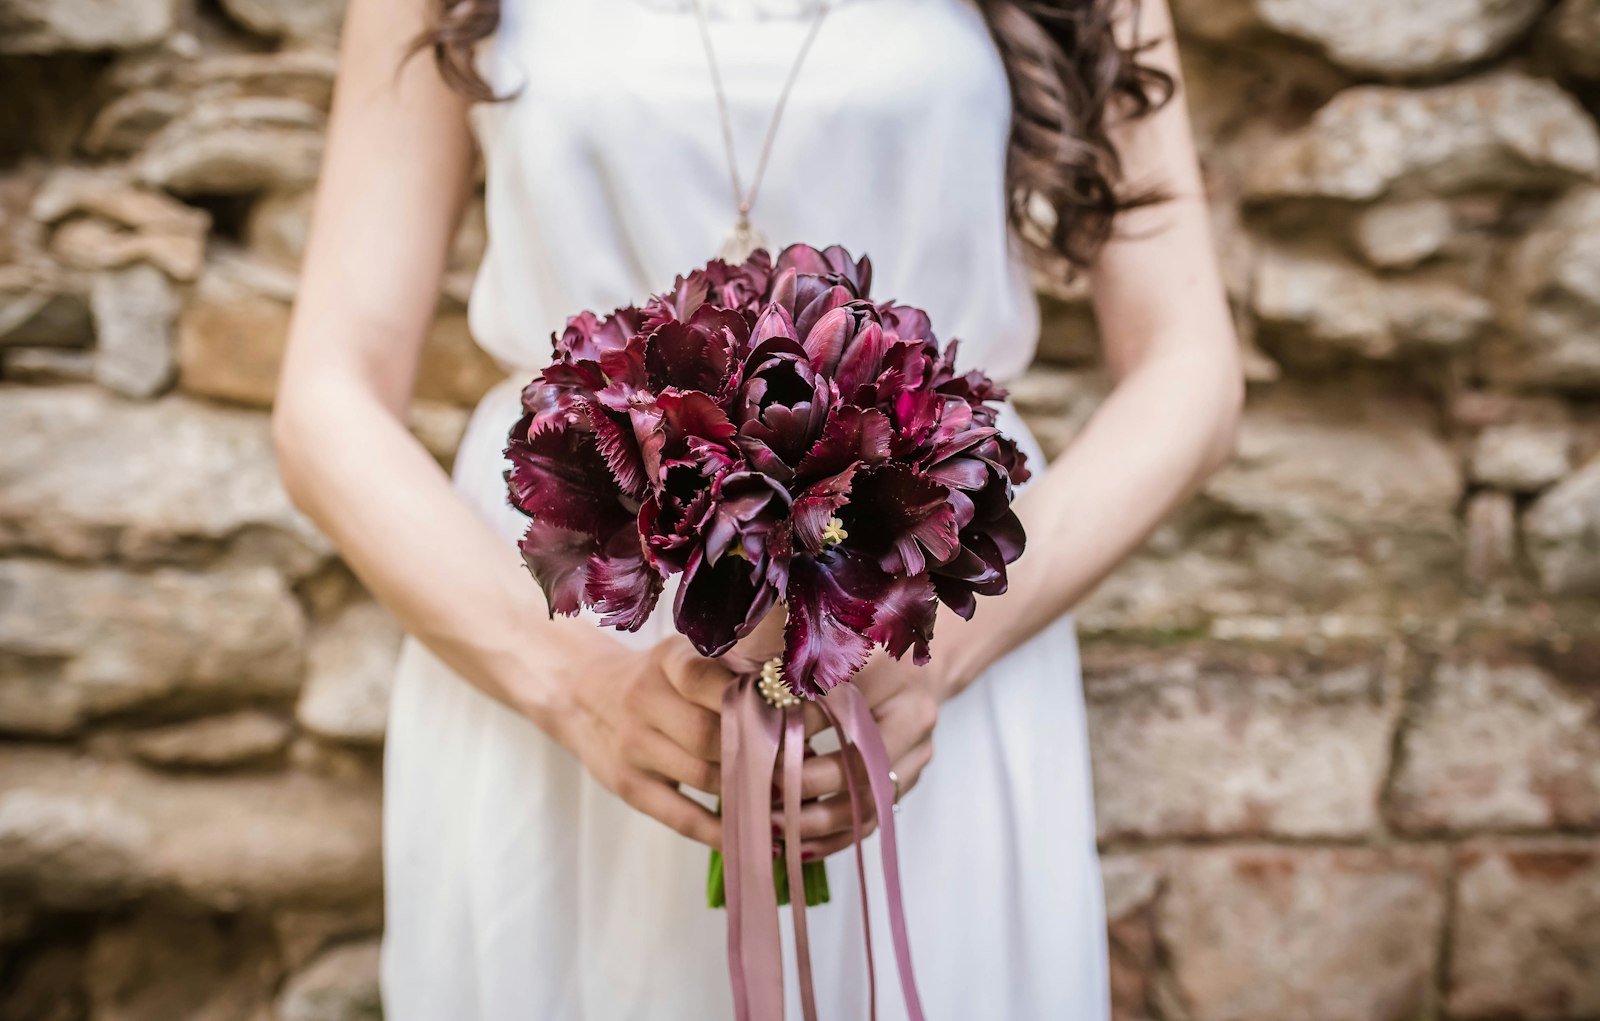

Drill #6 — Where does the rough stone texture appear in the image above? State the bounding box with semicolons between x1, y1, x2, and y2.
137;98;327;195
0;385;328;574
298;602;403;747
1525;454;1600;595
1464;490;1518;585
90;263;176;398
1253;249;1492;363
0;747;381;910
220;0;347;46
1390;657;1600;832
0;264;91;348
276;940;381;1021
85;907;283;1021
1157;846;1448;1021
1549;0;1600;78
123;710;293;770
1102;854;1163;1021
34;166;210;281
1173;0;1545;77
1216;392;1459;599
1245;73;1600;202
0;0;177;54
1086;646;1400;840
1;345;96;383
0;558;304;736
1449;840;1600;1019
1353;198;1453;269
1079;388;1465;637
1496;188;1600;393
1470;423;1572;492
175;253;295;407
177;252;504;408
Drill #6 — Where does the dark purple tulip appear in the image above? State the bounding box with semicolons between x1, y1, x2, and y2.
505;414;660;631
506;243;1027;698
674;472;793;656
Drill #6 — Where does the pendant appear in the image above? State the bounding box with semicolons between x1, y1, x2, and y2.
719;216;770;263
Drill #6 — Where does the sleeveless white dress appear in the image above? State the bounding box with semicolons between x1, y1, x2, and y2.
380;0;1108;1016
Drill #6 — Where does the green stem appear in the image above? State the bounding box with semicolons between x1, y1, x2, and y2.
707;848;830;908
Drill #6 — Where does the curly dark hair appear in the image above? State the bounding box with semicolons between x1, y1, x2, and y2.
416;0;1173;275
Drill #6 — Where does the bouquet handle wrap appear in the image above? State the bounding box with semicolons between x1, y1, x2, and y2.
721;676;926;1021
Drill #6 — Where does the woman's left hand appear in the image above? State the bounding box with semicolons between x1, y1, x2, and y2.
775;648;954;860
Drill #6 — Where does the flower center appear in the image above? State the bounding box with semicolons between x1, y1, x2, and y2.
821;516;848;547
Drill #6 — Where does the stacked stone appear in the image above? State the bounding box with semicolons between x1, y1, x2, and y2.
1;0;1599;1018
0;0;498;1016
1016;1;1600;1018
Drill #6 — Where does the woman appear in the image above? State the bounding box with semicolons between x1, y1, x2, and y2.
273;0;1241;1015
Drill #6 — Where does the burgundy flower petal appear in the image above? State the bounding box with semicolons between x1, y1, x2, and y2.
775;243;872;297
931;575;977;620
864;569;937;664
586;528;663;631
577;396;648;499
793;406;891;484
842;464;961;575
645;319;734;394
640;467;715;574
792;466;856;553
833;320;888;398
751;302;799;345
516;519;596;618
505;418;631;539
640;390;739;482
781;551;878;698
674;545;781;657
923;453;990;491
795;287;855;352
555;307;641;363
703;471;793;565
878;302;933;342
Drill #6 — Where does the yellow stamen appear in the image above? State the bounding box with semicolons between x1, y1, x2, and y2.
821;516;848;547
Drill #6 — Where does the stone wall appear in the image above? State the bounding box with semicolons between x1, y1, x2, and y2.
2;0;1598;1018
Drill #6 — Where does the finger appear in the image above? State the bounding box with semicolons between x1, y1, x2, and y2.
799;826;871;862
662;647;734;714
642;683;722;763
793;739;931;855
794;699;918;801
619;771;723;849
631;727;721;797
891;738;934;800
774;792;869;842
802;702;831;738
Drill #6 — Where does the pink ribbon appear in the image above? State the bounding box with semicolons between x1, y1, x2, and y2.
720;675;925;1021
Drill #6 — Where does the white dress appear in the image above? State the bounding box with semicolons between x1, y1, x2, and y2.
381;0;1108;1016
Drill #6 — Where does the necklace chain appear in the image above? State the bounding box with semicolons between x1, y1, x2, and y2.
689;0;833;254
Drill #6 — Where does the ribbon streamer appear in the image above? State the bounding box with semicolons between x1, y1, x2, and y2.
720;674;925;1021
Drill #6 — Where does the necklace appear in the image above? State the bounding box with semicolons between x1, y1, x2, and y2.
688;0;833;261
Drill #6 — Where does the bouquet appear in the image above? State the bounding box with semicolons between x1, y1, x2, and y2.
505;244;1029;1020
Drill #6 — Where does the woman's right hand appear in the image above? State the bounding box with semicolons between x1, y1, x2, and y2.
529;631;733;849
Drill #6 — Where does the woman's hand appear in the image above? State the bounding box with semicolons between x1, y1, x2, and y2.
532;632;734;849
779;649;951;860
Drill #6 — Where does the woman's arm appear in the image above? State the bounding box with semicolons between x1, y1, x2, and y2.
940;0;1242;692
788;0;1242;850
274;0;731;846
